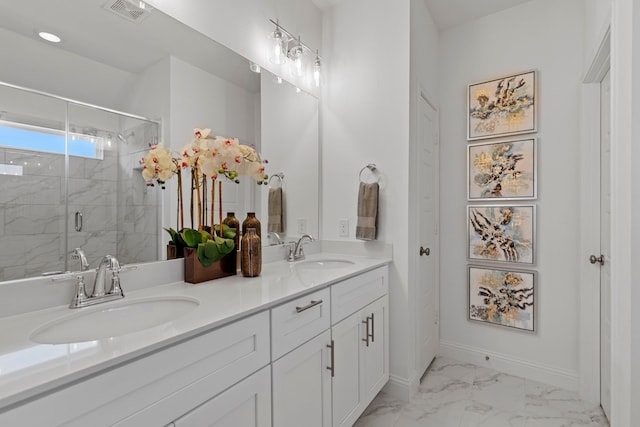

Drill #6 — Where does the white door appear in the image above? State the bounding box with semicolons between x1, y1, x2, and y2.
416;93;439;377
599;69;611;420
272;330;332;427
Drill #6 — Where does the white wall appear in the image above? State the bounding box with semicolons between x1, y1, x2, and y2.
438;0;585;390
321;0;414;394
260;73;319;241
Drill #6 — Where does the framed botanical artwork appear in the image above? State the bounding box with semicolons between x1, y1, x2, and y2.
467;205;535;264
467;138;537;201
468;265;535;332
467;70;537;141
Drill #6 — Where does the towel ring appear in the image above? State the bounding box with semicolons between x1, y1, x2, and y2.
269;172;284;188
358;164;379;184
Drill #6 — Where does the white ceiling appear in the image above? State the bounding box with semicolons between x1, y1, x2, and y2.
424;0;533;30
312;0;534;30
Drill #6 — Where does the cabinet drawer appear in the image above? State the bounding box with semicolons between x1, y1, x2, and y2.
331;266;388;325
271;287;331;360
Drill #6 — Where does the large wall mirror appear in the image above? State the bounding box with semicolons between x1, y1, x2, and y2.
0;0;319;282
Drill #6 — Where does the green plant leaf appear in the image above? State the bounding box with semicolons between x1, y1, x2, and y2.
196;236;235;266
163;227;178;244
214;223;237;239
181;228;203;248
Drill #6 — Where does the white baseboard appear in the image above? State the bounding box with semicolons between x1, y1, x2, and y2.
438;340;579;392
382;372;420;402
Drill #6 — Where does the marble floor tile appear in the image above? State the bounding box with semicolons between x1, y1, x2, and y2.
354;357;609;427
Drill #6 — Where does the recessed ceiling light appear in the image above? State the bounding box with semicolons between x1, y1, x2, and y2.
38;31;61;43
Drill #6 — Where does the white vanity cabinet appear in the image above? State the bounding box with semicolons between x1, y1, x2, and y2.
331;268;389;427
0;261;390;427
271;265;389;427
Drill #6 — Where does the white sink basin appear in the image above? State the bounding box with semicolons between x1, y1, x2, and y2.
30;296;200;344
295;259;355;270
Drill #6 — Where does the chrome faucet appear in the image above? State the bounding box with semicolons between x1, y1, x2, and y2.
288;234;314;262
71;248;89;272
53;254;132;308
268;232;284;245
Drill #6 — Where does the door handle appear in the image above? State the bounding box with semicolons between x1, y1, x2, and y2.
589;254;604;266
362;318;370;347
420;246;430;256
326;340;335;377
75;211;83;232
369;313;375;343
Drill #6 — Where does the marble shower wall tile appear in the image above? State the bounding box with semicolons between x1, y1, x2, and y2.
67;178;116;206
0;175;61;205
5;204;63;235
4;149;64;177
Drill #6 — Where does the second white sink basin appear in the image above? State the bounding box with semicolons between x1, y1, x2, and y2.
296;259;355;270
30;296;200;344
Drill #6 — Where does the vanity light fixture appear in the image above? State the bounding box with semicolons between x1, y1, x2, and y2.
268;19;322;87
38;31;61;43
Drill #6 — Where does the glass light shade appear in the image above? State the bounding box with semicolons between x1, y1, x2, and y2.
313;56;321;87
289;45;304;77
269;28;287;65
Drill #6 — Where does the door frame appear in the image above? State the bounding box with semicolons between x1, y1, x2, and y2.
578;27;610;404
410;86;440;382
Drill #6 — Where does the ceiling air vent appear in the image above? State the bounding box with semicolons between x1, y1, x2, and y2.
103;0;152;23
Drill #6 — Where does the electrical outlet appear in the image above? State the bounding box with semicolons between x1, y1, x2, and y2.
338;219;349;237
297;218;307;234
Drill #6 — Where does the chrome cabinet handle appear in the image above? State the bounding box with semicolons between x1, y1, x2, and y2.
362;318;370;347
75;211;83;232
326;340;335;377
295;299;323;313
370;313;375;343
589;254;604;265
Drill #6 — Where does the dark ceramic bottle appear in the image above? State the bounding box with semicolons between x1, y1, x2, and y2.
222;212;240;246
242;212;261;240
241;228;262;277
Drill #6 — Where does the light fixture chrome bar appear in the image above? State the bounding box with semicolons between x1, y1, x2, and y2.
269;18;322;59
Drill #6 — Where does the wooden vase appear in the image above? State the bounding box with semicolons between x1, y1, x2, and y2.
242;212;262;240
184;247;237;284
241;228;262;277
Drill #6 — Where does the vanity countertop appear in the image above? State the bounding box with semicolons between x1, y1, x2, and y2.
0;251;391;412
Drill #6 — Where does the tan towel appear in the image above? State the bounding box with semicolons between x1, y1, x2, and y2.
268;187;284;233
356;182;378;240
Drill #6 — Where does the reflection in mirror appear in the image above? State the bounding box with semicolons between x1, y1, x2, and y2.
0;83;159;281
0;0;319;282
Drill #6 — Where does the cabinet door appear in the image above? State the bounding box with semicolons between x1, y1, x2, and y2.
331;311;363;427
173;366;271;427
272;330;332;427
361;295;389;403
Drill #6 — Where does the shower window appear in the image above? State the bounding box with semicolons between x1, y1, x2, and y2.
0;122;103;159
